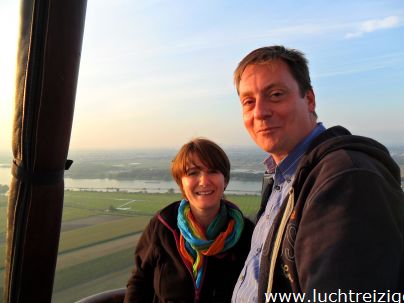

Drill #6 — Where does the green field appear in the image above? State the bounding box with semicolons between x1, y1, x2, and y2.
0;190;260;302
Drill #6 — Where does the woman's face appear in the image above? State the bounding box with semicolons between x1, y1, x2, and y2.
181;156;227;215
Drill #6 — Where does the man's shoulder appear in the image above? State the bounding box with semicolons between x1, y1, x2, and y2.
305;125;392;167
296;125;401;186
308;125;351;150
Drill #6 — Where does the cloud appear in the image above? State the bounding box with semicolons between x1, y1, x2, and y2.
345;16;401;39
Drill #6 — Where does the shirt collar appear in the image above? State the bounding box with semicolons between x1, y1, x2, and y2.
263;122;326;181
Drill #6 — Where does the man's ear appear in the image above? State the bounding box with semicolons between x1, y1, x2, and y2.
306;89;316;113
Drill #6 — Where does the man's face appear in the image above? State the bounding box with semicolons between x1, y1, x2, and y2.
238;60;316;163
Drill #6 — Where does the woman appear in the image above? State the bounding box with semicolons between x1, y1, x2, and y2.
124;138;254;303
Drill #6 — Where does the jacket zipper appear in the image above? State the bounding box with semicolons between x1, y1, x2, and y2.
267;187;295;293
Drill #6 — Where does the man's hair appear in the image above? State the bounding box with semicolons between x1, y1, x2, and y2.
234;45;313;97
171;137;230;196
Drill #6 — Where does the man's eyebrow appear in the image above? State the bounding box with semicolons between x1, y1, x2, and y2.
239;83;282;98
239;90;252;98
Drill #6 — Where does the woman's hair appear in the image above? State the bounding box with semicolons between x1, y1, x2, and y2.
171;137;230;195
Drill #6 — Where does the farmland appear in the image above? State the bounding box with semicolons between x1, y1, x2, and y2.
0;190;260;302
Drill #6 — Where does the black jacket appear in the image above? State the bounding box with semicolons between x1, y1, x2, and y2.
124;200;254;303
258;126;404;302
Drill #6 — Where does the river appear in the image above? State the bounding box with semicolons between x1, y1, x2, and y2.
0;167;261;195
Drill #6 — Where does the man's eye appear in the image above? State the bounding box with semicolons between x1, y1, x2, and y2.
270;91;284;100
242;99;254;106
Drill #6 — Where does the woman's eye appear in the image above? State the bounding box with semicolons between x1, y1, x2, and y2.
186;170;198;176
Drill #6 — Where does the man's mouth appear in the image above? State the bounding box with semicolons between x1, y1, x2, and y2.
257;127;280;133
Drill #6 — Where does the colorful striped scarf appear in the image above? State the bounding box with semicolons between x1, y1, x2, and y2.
177;199;244;289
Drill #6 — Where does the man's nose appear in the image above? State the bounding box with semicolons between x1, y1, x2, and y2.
254;96;271;120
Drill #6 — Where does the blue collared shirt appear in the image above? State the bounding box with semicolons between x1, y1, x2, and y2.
232;123;326;303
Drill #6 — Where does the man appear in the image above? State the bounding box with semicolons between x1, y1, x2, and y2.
232;46;404;303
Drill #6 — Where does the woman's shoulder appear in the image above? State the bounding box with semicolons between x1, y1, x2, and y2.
222;215;253;260
223;199;255;228
157;200;181;224
221;199;254;247
140;201;181;244
140;200;184;236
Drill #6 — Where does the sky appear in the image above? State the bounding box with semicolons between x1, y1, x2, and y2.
0;0;404;152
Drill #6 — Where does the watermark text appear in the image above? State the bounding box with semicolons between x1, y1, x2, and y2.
265;289;404;303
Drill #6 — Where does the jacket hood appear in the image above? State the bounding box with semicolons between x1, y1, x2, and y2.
295;125;401;185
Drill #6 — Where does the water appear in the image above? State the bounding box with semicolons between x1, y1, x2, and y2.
0;167;261;195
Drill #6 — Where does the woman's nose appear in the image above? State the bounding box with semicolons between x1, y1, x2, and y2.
199;172;210;186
